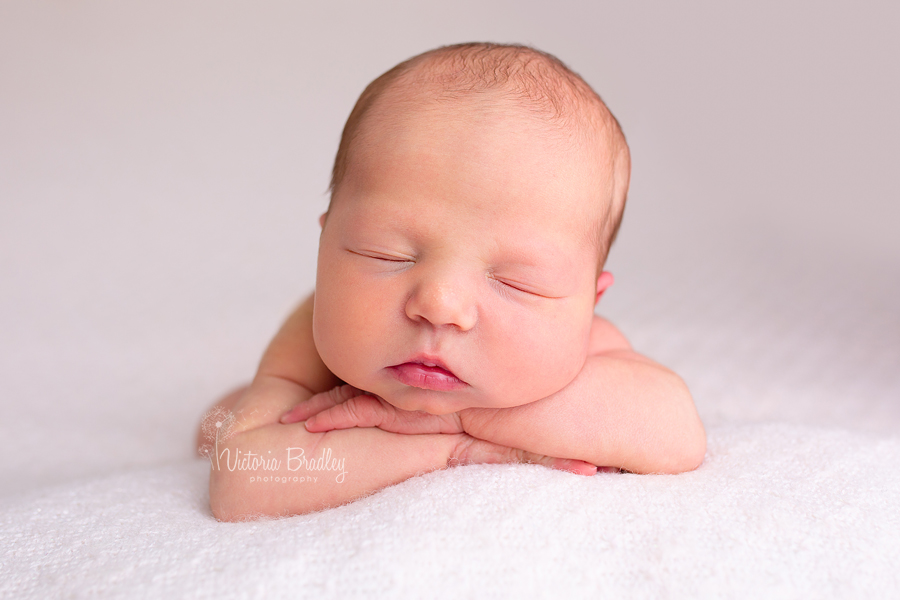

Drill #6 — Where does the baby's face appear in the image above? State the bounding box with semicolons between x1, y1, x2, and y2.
314;98;609;414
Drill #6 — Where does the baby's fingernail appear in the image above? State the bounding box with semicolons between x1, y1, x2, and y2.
280;410;298;424
563;460;598;476
576;464;598;476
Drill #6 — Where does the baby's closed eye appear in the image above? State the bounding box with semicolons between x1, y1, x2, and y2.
347;249;416;263
486;272;563;299
489;275;540;295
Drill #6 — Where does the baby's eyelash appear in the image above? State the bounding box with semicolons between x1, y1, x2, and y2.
373;256;410;263
488;275;535;296
349;250;413;263
488;274;563;299
499;280;530;293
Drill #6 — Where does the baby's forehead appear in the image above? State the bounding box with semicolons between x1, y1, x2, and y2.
350;103;609;234
369;91;614;191
355;77;616;201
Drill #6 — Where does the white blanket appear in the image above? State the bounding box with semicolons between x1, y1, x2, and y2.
2;425;899;598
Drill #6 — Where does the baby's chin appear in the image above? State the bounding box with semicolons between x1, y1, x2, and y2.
377;386;537;415
379;391;469;416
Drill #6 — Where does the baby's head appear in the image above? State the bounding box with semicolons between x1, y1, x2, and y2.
313;43;631;414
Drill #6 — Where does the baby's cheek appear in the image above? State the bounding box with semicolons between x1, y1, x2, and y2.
314;284;389;386
311;305;342;377
505;312;588;395
481;321;541;399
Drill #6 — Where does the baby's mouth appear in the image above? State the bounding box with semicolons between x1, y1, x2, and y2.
386;359;467;392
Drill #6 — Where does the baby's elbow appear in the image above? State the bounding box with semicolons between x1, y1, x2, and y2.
209;468;314;522
644;371;706;475
646;431;705;475
662;375;706;474
673;420;707;474
206;446;290;522
208;456;333;521
209;467;258;522
209;495;242;523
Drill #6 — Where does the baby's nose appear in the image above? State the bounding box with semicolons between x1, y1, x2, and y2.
405;275;477;331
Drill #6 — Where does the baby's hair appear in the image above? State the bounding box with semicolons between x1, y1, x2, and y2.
328;42;631;269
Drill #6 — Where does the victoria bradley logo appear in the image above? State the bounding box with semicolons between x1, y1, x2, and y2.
199;406;347;483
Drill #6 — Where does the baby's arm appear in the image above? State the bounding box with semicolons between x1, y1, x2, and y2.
298;316;705;474
458;317;706;474
209;380;458;520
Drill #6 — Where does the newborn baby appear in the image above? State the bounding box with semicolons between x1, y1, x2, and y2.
200;42;706;521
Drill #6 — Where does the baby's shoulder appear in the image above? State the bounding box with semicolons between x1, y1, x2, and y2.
588;315;632;355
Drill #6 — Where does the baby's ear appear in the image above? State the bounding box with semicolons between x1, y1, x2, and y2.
595;271;614;305
319;212;328;228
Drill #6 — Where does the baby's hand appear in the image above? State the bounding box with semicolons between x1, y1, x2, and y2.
279;385;599;476
280;385;463;434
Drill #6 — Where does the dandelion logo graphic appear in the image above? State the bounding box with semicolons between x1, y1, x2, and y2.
199;405;238;471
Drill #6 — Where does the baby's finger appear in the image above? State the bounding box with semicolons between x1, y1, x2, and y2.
279;385;364;424
448;437;519;466
304;394;388;432
517;451;598;476
545;457;599;476
305;397;464;434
